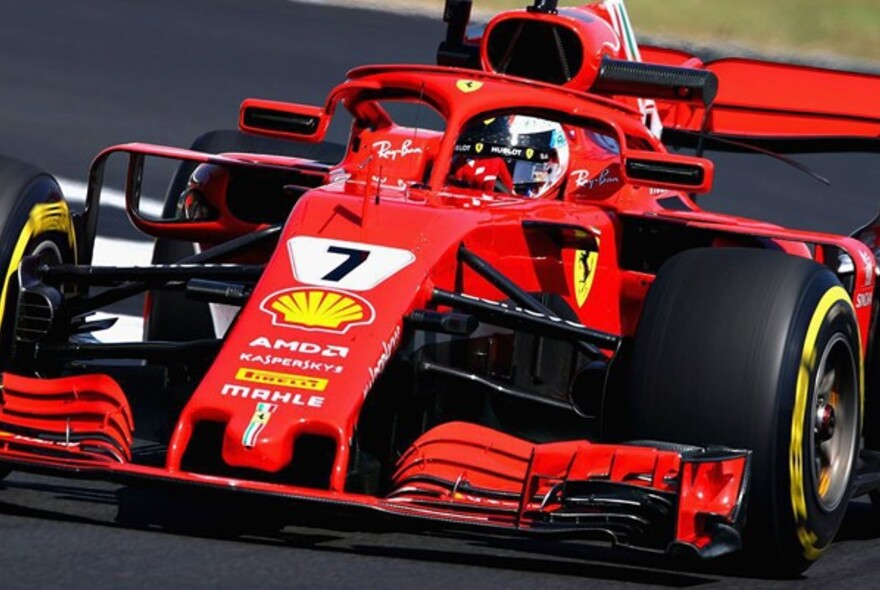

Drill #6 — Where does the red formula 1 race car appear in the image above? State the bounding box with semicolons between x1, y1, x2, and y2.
0;0;879;576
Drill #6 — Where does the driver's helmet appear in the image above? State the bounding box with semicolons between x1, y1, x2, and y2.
452;114;569;198
176;163;223;221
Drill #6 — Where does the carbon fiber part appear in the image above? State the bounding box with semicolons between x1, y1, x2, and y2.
592;56;719;106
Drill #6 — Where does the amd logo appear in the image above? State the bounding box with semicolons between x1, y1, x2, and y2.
249;337;348;358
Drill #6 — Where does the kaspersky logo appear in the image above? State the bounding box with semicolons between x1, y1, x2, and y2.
260;288;375;333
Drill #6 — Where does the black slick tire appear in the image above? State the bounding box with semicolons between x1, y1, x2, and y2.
627;247;861;576
0;155;77;481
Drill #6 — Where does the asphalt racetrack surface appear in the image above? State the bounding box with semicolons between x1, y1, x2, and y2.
2;1;880;588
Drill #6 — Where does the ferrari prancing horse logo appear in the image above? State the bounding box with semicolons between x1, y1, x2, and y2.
456;80;483;93
574;244;599;307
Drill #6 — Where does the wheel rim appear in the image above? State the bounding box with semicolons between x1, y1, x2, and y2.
811;333;858;512
30;239;62;266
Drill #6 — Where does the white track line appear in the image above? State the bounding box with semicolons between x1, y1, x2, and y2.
89;235;155;267
56;176;159;266
57;178;164;218
57;176;157;341
291;0;496;20
88;312;145;343
293;0;443;17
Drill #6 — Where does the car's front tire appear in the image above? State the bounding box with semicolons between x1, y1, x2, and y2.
626;247;861;575
0;155;78;481
0;156;76;364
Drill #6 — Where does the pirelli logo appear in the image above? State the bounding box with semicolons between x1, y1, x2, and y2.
235;368;328;392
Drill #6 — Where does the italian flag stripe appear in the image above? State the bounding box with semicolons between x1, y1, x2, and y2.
613;1;641;61
243;422;260;448
241;402;278;448
604;0;663;138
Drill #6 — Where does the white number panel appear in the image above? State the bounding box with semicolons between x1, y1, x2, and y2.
287;236;416;291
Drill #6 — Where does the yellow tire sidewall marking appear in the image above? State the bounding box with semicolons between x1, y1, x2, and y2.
0;201;76;335
790;285;860;561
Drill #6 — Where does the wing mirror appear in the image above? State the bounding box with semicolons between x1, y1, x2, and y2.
82;143;313;246
239;99;330;143
622;150;714;194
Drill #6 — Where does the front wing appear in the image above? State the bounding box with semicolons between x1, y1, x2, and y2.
0;372;749;558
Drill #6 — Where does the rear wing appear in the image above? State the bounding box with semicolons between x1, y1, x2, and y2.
439;1;880;140
640;47;880;139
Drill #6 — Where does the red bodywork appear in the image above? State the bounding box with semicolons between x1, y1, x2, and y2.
0;1;878;558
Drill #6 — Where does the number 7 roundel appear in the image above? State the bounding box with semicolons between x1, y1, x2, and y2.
287;236;416;291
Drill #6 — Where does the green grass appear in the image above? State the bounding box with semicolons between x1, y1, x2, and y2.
428;0;880;60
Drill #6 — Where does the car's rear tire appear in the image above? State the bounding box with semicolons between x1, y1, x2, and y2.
144;130;345;341
626;247;861;576
0;155;77;481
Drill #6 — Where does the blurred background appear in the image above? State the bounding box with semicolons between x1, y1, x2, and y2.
377;0;880;62
0;2;879;589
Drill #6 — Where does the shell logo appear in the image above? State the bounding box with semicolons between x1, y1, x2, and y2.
260;288;375;333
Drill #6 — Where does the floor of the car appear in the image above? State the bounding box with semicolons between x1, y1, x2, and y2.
131;438;169;467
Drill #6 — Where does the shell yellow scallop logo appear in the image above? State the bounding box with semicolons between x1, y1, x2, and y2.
260;288;375;333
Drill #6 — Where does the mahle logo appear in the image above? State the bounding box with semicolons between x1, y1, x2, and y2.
260;288;375;333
